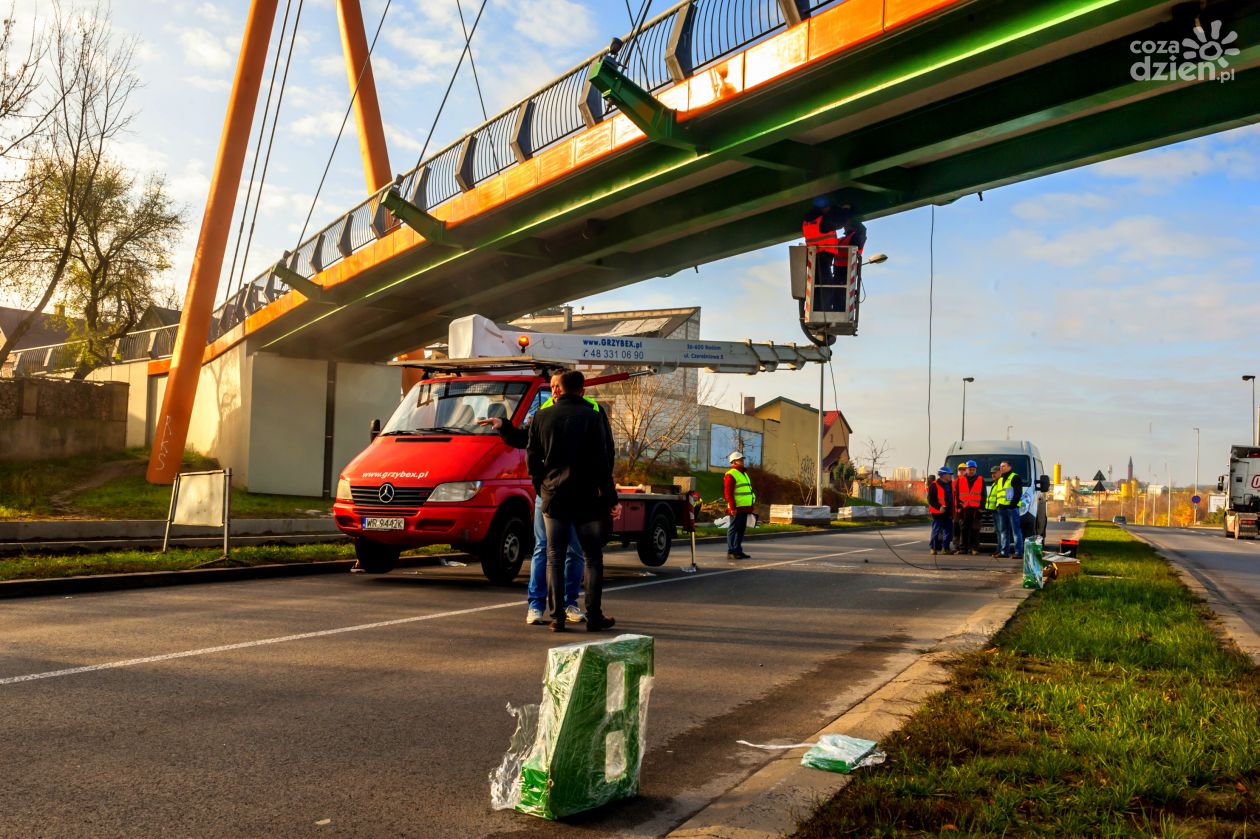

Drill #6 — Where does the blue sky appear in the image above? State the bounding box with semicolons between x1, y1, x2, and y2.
18;0;1259;486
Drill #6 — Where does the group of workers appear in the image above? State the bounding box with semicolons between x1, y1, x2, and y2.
926;460;1026;558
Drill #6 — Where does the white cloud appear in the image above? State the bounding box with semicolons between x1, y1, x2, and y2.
184;74;231;92
1011;192;1113;222
1093;143;1258;184
507;0;595;49
177;26;232;70
194;3;234;25
290;109;347;139
1005;215;1239;268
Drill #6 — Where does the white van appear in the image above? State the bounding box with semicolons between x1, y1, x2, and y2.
942;440;1051;543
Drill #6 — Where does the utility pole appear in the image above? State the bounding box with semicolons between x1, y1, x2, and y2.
1006;424;1013;441
1246;375;1257;445
1166;462;1172;527
817;361;824;507
961;377;974;440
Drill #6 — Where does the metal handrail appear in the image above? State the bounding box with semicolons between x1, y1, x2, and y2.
7;323;183;376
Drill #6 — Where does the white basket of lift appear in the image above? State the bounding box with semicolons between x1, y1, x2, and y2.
789;244;861;336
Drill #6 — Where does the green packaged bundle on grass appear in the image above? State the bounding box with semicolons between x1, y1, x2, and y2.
1023;536;1045;589
801;734;885;773
490;634;654;820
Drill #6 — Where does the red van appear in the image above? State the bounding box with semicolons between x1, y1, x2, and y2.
332;371;695;583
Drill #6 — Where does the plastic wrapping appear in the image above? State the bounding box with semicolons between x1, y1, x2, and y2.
800;734;886;773
490;634;654;820
1023;536;1045;589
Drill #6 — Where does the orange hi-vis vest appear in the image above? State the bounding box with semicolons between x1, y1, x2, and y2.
802;216;840;254
928;482;948;515
955;474;983;509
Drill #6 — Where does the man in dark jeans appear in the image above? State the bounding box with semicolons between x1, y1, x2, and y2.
527;369;621;633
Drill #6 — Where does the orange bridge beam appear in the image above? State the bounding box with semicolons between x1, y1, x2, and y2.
337;0;392;194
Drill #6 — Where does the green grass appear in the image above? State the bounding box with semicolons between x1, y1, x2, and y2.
794;523;1260;838
0;448;329;520
0;542;455;582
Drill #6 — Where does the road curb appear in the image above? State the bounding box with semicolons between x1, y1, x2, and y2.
667;576;1033;839
1125;527;1260;665
0;520;925;600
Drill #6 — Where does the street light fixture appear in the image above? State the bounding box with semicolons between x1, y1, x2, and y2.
1245;374;1256;445
864;253;889;265
1006;424;1014;441
961;377;975;440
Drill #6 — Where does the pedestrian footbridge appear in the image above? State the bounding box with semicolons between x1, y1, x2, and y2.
189;0;1260;369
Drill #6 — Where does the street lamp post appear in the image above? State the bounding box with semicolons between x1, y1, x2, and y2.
1245;375;1256;445
1193;426;1200;525
1006;424;1013;441
961;377;974;440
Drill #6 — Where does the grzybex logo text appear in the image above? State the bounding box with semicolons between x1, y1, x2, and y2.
1130;20;1240;83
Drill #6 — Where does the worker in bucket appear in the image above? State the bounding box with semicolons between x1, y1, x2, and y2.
478;371;589;627
527;369;620;633
927;466;955;555
724;451;756;560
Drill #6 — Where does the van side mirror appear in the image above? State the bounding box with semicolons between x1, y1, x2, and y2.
1038;475;1051;493
370;418;381;441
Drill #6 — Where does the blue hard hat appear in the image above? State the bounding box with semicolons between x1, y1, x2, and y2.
966;460;978;468
812;196;830;209
938;466;954;475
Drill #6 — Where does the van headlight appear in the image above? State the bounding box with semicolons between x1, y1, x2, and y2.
428;481;482;503
335;477;353;502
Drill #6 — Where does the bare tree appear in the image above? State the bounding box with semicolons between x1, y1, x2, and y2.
860;437;892;484
47;157;183;377
792;443;816;504
0;6;138;371
606;370;714;476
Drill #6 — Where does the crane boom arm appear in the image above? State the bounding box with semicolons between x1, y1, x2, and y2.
436;314;830;374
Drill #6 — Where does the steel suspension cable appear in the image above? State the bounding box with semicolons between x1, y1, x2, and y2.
295;0;395;248
223;0;296;306
454;0;500;173
411;0;491;170
234;0;305;306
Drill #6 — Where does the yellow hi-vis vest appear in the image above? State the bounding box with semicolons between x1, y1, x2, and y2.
540;395;601;412
727;468;756;508
993;473;1018;507
985;479;1003;510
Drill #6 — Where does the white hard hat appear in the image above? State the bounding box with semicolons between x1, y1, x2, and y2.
728;451;745;463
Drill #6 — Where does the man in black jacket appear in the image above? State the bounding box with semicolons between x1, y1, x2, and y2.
527;369;621;632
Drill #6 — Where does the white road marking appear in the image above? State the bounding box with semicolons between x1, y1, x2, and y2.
892;540;920;547
0;548;873;687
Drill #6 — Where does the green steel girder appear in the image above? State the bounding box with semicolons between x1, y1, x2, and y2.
271;262;329;303
588;58;698;151
380;186;463;248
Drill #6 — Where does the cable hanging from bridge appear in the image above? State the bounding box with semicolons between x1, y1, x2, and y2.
295;0;396;248
223;0;300;309
411;0;492;171
619;0;656;84
454;0;500;173
226;0;306;312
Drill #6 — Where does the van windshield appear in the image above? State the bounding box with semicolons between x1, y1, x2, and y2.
943;455;1032;482
381;380;530;435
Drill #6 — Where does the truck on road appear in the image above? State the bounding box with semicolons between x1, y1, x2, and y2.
332;315;830;583
1218;445;1260;539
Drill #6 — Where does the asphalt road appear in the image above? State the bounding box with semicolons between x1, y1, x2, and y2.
0;525;1053;838
1129;525;1260;651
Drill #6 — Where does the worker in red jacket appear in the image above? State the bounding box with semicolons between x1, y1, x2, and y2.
724;451;756;560
928;466;956;555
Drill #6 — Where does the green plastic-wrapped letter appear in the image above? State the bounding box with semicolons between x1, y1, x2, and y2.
490;634;654;820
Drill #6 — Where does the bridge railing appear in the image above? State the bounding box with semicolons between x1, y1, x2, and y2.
6;324;181;377
213;0;819;335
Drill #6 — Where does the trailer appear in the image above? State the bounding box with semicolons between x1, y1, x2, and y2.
1219;445;1260;540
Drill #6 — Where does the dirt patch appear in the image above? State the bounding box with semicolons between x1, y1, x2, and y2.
48;458;143;516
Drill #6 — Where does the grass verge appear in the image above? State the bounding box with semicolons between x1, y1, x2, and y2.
0;543;454;582
794;522;1260;838
0;448;328;520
